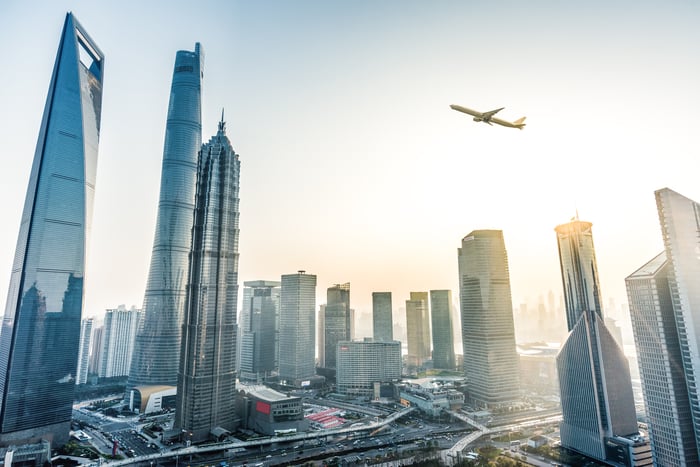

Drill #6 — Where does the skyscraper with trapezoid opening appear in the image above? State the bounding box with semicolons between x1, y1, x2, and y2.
0;12;104;447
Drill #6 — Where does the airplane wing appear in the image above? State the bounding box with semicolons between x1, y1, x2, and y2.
481;107;504;119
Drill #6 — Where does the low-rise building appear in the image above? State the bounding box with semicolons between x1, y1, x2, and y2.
336;338;402;399
236;385;308;436
398;379;465;417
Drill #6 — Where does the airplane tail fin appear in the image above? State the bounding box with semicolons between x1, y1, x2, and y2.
514;117;526;124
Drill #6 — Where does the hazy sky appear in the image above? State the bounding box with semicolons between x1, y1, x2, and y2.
1;1;698;340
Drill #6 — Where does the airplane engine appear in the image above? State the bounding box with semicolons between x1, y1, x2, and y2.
473;117;482;122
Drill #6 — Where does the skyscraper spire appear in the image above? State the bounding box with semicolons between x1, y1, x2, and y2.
219;107;225;132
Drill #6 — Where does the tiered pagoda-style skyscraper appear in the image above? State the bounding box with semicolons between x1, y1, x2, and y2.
175;116;240;442
0;12;104;447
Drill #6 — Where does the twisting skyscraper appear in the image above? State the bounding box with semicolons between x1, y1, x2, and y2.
129;44;203;389
175;115;240;442
458;231;520;407
555;219;640;465
0;12;103;447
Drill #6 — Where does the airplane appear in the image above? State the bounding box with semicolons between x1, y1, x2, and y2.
450;104;526;129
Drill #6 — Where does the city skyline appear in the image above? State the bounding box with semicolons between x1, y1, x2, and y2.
1;2;699;343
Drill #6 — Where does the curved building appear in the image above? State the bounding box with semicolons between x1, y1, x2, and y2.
0;12;103;446
129;44;203;388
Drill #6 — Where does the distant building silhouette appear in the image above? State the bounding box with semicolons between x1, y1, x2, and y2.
555;218;642;465
405;292;431;369
457;230;520;407
278;271;317;387
175;116;240;442
129;43;203;389
0;12;103;447
239;281;280;383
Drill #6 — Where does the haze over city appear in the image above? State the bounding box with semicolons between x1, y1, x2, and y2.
1;0;699;344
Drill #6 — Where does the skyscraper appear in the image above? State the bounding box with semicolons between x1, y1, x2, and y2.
129;43;203;388
372;292;393;341
76;318;94;385
457;230;520;407
639;187;700;462
89;325;103;376
278;271;317;386
0;12;103;447
405;292;431;368
99;306;142;378
323;283;351;372
175;116;240;442
430;290;455;370
239;280;280;383
555;219;638;463
626;252;698;466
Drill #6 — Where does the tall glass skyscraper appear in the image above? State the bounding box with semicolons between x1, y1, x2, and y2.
372;292;393;342
626;252;698;466
457;230;520;407
555;219;638;463
239;280;280;383
176;117;240;442
640;187;700;462
405;292;431;369
0;13;103;447
129;44;203;388
76;318;94;385
323;283;351;372
430;290;455;370
278;271;317;386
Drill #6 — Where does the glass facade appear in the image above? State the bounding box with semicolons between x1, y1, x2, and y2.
457;230;520;407
0;13;103;446
555;219;638;463
278;272;316;385
626;252;698;466
372;292;393;342
405;292;431;368
129;44;203;388
655;187;700;458
430;290;456;370
323;283;351;371
175;118;240;442
239;281;280;383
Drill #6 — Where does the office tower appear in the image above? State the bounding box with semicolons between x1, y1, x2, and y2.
176;116;240;442
336;339;402;398
555;219;639;464
372;292;393;341
627;252;698;466
457;230;520;407
278;271;317;386
76;319;94;385
430;290;456;370
650;187;700;460
88;325;103;376
405;292;431;368
99;306;142;378
317;305;326;367
0;13;103;447
323;283;351;372
129;43;203;388
239;281;280;383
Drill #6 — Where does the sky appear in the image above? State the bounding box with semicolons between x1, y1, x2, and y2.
1;1;699;343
